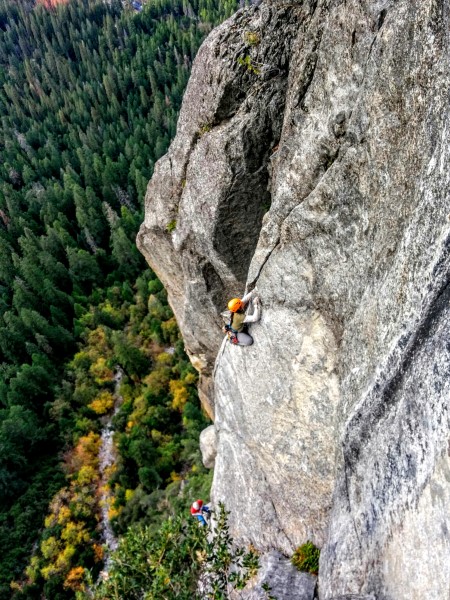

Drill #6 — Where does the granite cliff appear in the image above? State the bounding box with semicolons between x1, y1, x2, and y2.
137;1;450;598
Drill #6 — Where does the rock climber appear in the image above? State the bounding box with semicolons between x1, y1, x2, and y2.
223;289;261;346
190;499;210;526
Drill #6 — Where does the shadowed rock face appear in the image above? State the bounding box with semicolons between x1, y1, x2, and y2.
138;0;450;598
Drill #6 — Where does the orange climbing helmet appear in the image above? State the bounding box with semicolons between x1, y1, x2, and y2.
228;298;244;312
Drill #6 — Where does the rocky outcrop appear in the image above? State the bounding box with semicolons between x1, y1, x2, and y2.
236;550;317;600
138;0;450;598
199;424;217;468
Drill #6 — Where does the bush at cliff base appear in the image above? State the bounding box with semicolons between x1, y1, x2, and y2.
88;517;205;600
87;504;259;600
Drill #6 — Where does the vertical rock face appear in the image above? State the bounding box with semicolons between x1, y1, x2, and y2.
213;307;340;553
138;1;450;598
137;2;302;416
236;550;317;600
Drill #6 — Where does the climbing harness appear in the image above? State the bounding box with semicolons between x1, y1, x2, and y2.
224;323;239;344
224;314;249;345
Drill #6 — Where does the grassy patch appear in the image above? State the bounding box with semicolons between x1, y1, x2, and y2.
243;30;260;46
166;219;177;232
291;541;320;575
237;54;260;75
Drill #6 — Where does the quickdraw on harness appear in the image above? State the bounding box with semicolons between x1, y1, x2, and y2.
224;322;239;344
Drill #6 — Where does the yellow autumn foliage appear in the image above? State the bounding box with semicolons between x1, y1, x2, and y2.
87;326;110;355
108;505;121;520
130;394;146;423
161;316;178;340
100;300;122;321
184;371;197;385
89;356;114;384
25;556;40;582
61;521;90;545
169;379;188;411
41;563;59;581
63;566;86;591
44;513;56;529
77;465;97;485
89;390;115;415
41;536;60;560
55;544;75;572
57;505;72;526
156;351;172;365
10;581;23;592
93;543;104;563
70;489;96;517
71;431;100;472
150;429;171;444
103;462;116;480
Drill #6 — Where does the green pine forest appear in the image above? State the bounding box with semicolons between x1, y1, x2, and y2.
0;0;238;597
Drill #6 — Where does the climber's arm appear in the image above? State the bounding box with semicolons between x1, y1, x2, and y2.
241;289;255;305
243;297;261;323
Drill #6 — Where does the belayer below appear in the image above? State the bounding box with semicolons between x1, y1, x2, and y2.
223;290;261;346
190;499;211;526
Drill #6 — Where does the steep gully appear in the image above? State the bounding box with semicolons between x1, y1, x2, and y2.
97;368;123;574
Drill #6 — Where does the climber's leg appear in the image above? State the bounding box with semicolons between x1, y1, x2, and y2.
236;332;253;346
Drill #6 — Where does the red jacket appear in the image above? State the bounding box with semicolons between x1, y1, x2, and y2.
190;499;204;516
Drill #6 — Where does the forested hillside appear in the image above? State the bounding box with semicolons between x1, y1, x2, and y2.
0;0;237;597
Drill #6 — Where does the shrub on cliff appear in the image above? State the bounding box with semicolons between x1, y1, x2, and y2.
201;503;259;599
291;541;320;575
88;503;259;600
89;516;205;600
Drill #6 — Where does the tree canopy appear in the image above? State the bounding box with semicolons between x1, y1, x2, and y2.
0;0;238;596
